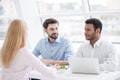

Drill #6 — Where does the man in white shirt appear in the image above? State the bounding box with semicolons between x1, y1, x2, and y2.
75;18;117;71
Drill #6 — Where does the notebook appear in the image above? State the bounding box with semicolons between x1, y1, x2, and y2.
69;57;100;74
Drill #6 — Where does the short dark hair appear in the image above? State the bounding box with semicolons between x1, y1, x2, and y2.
43;18;59;29
85;18;102;33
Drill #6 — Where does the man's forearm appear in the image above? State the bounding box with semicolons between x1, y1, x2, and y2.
41;59;69;65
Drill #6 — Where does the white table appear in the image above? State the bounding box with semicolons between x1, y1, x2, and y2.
29;69;120;80
0;68;1;80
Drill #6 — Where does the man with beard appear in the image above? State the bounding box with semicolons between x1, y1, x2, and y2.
33;18;73;65
74;18;117;71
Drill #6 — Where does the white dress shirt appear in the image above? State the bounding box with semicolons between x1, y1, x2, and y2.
75;39;117;71
1;47;57;80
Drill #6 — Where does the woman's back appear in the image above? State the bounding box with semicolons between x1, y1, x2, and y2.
0;19;57;80
2;48;32;80
1;47;56;80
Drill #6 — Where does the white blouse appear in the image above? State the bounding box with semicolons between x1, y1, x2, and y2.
1;47;57;80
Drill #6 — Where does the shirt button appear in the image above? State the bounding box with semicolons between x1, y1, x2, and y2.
51;50;53;52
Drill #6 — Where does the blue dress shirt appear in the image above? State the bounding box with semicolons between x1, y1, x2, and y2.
33;36;73;60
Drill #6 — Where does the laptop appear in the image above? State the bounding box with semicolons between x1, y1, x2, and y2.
69;57;100;74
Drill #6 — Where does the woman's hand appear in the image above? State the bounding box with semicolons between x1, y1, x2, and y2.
53;63;60;70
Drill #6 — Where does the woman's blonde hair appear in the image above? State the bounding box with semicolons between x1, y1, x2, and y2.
0;19;27;68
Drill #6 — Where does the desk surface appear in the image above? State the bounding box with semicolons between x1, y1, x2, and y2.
1;67;120;80
29;69;120;80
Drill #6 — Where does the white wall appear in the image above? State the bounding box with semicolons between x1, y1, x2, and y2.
13;0;44;50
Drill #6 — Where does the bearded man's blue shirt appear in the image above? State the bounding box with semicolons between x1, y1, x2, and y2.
33;36;73;60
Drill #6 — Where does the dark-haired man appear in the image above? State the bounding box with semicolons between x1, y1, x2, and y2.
33;18;73;65
74;18;117;71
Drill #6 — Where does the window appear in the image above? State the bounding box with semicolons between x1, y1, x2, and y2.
37;0;83;14
37;0;120;44
92;15;120;42
0;0;17;40
0;0;17;47
89;0;120;11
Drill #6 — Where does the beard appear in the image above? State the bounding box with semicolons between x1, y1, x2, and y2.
49;33;58;40
85;32;96;40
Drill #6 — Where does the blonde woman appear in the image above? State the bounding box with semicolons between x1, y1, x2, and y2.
0;19;57;80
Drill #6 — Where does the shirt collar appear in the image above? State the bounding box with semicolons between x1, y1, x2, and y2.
94;38;102;47
55;36;61;43
89;38;102;48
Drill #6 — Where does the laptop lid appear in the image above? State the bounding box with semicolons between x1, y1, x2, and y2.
69;57;100;74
